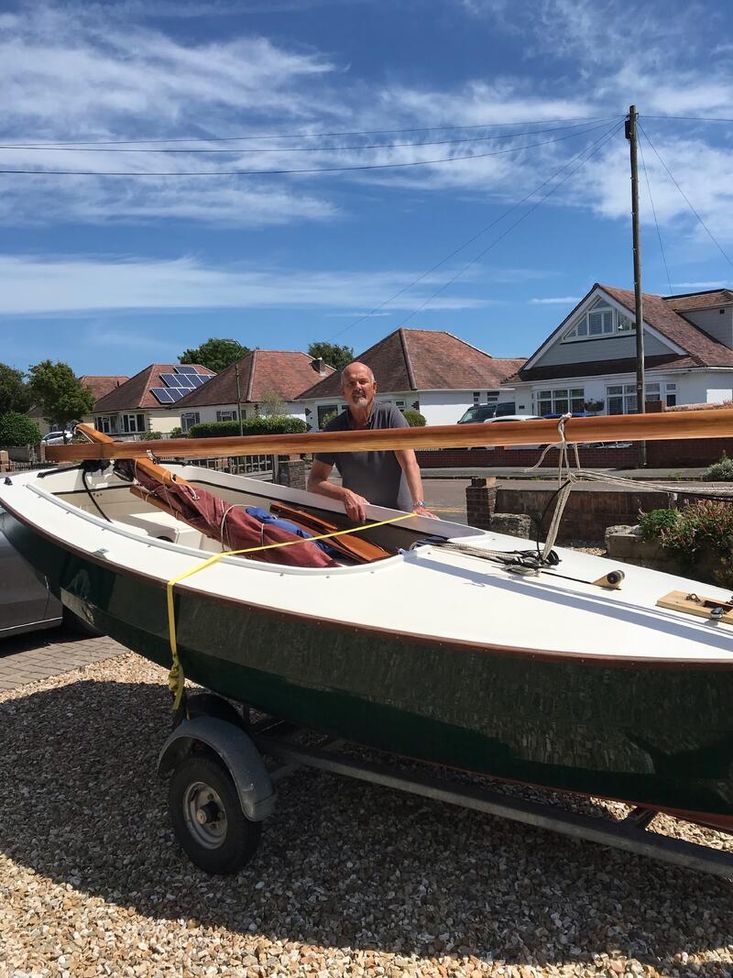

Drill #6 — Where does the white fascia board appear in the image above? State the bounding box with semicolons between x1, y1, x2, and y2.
597;289;687;355
522;288;601;370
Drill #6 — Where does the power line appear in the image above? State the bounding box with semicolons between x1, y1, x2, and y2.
329;119;622;340
638;132;673;295
0;121;617;178
394;121;625;328
4;116;619;148
638;122;733;271
0;120;611;155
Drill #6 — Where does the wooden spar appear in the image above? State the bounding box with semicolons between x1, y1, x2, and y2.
47;409;733;462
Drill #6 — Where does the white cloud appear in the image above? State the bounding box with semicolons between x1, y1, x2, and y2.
0;254;493;314
529;296;580;304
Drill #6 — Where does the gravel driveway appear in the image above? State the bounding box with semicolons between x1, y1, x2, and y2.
1;652;732;978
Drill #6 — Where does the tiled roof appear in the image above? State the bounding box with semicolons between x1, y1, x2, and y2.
665;289;733;312
601;285;733;367
517;283;733;381
93;364;215;412
177;351;334;407
80;375;129;402
299;329;525;399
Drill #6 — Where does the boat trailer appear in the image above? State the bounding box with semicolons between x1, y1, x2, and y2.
158;694;733;879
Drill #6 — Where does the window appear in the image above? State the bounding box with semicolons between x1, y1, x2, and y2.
606;384;637;415
95;415;117;434
180;411;200;434
216;409;238;422
318;404;339;428
535;388;585;416
563;303;637;341
473;392;480;404
395;400;406;409
122;413;146;433
646;382;677;407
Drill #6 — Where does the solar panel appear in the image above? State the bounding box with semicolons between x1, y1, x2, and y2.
167;388;185;402
160;372;183;387
176;365;199;374
177;376;195;389
188;374;205;387
151;388;175;404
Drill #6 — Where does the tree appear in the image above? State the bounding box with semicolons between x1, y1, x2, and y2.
0;363;32;415
307;342;354;372
180;338;251;372
26;360;94;426
258;391;287;417
0;412;41;447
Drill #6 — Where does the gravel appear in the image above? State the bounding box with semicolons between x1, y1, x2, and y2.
1;652;732;978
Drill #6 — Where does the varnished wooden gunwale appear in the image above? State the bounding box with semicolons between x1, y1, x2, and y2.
46;408;733;461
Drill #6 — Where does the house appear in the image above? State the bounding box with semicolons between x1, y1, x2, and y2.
89;364;215;436
299;328;526;428
80;375;130;403
171;350;334;433
506;284;733;415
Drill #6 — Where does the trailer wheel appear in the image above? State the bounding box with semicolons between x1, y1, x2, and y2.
168;754;262;874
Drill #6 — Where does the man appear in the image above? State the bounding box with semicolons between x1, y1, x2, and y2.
307;361;434;521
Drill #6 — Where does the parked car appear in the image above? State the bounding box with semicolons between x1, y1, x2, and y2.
456;402;516;424
0;506;96;639
41;430;73;446
480;414;543;450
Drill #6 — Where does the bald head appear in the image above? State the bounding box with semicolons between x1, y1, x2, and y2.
340;361;377;418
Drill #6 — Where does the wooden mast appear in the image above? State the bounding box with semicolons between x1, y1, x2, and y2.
45;411;733;462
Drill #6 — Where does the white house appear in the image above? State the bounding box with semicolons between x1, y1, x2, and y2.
172;350;334;432
505;284;733;415
299;328;525;428
90;364;215;436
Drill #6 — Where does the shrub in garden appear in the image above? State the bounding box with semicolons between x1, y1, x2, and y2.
402;408;427;427
188;416;308;439
703;452;733;481
0;412;42;446
639;500;733;587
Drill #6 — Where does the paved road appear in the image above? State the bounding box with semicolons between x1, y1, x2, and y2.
0;628;126;691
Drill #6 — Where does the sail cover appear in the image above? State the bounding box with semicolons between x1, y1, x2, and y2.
117;460;338;569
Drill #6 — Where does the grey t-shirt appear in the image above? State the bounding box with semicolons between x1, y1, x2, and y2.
314;402;412;511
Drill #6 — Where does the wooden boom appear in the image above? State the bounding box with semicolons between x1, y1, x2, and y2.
44;409;733;462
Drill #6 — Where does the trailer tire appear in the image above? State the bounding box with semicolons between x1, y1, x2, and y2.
168;754;262;874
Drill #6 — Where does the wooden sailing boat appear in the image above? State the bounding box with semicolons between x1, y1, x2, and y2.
2;413;733;838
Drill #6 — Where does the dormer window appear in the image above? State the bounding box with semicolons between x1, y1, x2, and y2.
563;302;635;341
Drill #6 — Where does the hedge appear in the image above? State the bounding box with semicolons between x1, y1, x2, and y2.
0;412;42;447
187;415;309;439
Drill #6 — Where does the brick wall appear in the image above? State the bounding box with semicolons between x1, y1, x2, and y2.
493;486;704;544
417;437;733;469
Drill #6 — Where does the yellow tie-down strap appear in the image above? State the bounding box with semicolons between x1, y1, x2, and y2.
165;511;417;709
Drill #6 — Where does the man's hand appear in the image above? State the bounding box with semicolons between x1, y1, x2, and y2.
413;504;438;519
342;488;370;522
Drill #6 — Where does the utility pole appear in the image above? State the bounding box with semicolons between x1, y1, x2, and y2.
625;104;646;466
234;362;244;436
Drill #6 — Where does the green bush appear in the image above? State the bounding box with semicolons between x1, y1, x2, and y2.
138;430;162;440
637;508;680;542
402;408;427;427
640;500;733;587
188;415;309;439
703;452;733;481
0;412;42;446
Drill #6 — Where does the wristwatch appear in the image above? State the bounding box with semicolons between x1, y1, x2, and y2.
413;500;426;508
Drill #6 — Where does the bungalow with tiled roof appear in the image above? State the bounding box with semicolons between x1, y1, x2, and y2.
172;350;334;433
90;364;215;437
506;284;733;416
80;375;129;403
299;328;526;429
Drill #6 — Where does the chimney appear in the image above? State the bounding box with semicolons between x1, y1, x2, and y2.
311;356;324;373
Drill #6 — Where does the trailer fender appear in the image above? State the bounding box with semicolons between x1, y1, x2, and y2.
158;716;275;821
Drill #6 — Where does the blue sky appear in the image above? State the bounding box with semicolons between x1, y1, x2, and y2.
2;0;733;377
